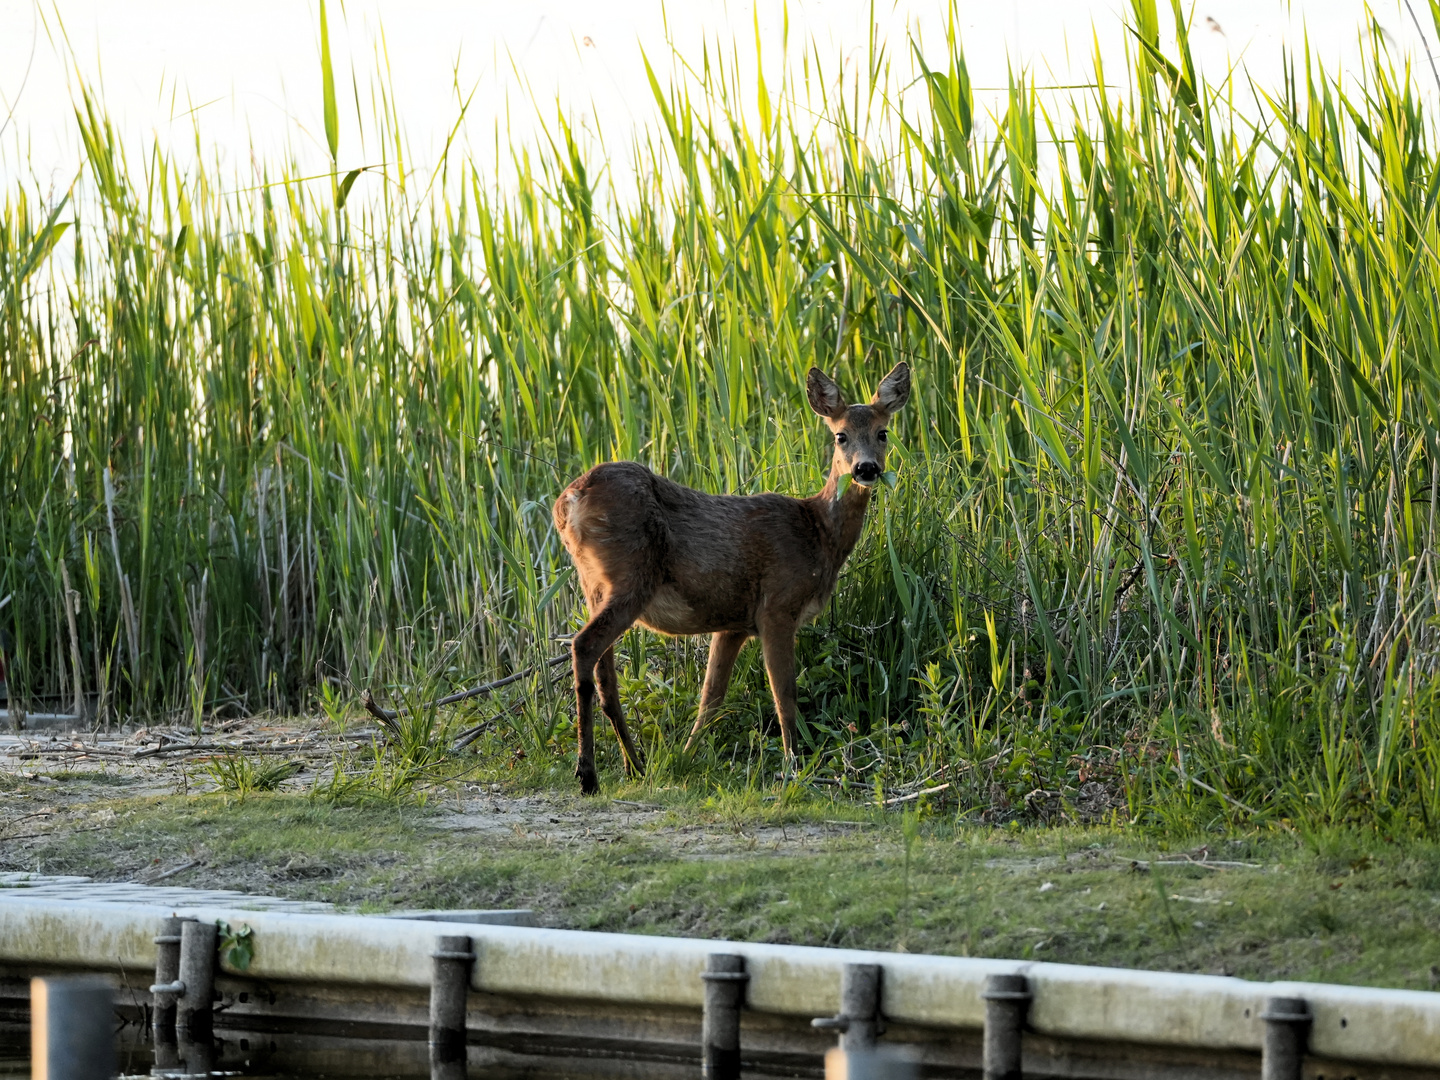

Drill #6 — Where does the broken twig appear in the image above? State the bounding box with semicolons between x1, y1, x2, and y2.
362;654;571;740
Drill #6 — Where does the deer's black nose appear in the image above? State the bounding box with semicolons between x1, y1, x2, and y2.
853;461;881;484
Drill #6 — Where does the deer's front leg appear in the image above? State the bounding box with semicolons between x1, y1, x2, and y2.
758;617;802;769
684;630;748;752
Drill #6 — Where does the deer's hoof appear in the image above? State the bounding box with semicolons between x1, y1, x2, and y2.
576;763;600;796
625;755;648;779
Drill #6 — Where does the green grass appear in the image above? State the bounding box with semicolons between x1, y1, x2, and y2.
5;1;1440;834
19;787;1440;990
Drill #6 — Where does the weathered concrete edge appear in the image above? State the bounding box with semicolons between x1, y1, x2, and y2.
0;896;1433;1066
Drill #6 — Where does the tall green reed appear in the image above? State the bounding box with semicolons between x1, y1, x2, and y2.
4;1;1440;830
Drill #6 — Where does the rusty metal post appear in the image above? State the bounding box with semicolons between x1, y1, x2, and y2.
700;953;749;1080
1260;997;1310;1080
31;976;115;1080
430;934;475;1080
176;919;217;1038
149;915;187;1037
982;973;1030;1080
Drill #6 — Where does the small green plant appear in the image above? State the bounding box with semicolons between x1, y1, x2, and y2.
205;755;303;799
317;677;349;728
217;920;254;971
312;735;438;806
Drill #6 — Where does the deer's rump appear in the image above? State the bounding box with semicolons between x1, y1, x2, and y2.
553;461;831;637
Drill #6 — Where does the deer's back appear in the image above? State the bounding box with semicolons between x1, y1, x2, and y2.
554;462;835;635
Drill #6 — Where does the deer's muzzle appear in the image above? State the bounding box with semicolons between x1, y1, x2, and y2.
852;461;881;485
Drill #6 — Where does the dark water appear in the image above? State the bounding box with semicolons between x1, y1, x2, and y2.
1;1022;443;1080
0;1022;733;1080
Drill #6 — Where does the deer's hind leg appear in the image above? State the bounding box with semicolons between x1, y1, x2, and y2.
595;646;646;779
572;593;645;795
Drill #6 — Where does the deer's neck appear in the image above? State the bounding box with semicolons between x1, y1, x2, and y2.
816;467;875;562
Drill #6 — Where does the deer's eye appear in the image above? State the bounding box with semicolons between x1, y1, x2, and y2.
878;430;888;443
835;432;848;445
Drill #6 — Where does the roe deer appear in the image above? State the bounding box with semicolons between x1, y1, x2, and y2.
553;363;910;794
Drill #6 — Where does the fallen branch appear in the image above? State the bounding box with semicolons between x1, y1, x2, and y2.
133;742;323;759
884;783;951;806
133;741;218;759
885;753;1005;801
15;746;129;759
451;724;494;751
1129;857;1262;871
362;654;571;740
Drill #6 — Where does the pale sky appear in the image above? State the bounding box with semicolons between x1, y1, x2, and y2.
0;2;1431;191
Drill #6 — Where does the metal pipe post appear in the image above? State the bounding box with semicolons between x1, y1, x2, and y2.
150;915;186;1037
981;973;1031;1080
176;919;217;1039
1260;997;1310;1080
838;964;882;1051
430;934;475;1077
30;976;115;1080
700;953;749;1080
812;963;883;1051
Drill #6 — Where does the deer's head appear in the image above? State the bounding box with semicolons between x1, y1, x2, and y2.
806;363;911;487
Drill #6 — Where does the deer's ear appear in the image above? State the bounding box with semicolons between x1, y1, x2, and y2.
871;362;911;414
806;368;847;419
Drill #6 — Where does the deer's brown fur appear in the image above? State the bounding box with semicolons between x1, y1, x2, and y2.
553;363;910;794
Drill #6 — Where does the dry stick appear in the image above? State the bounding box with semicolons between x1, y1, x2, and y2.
141;859;203;883
450;724;493;752
883;753;1006;804
1129;857;1261;871
1;825;110;843
133;741;219;759
361;654;571;739
1;810;56;830
884;782;952;806
1173;762;1260;818
450;657;573;749
132;741;320;759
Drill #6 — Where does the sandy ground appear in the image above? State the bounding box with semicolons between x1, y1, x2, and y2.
0;718;881;868
0;718;369;851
